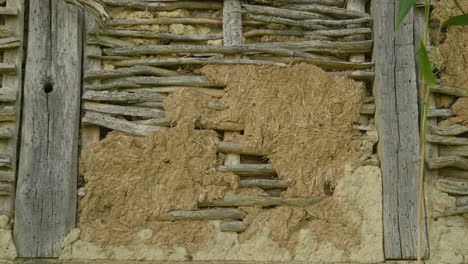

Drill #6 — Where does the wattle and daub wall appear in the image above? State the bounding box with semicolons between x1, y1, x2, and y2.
0;0;467;263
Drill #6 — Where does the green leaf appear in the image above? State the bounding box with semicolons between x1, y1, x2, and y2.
444;14;468;25
453;0;466;14
395;0;415;33
418;41;436;87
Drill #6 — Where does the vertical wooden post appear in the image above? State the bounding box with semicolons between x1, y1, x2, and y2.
223;0;242;165
0;0;24;219
372;0;429;259
14;0;83;257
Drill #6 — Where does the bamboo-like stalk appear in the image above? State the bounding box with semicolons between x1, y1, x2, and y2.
0;171;14;183
272;0;345;6
243;29;305;38
90;29;223;41
329;70;374;80
0;155;11;168
0;7;18;15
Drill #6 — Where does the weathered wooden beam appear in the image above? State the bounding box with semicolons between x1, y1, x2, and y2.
90;30;223;41
427;135;468;145
14;0;81;257
156;208;245;221
243;4;331;20
83;90;165;102
84;66;180;80
84;76;211;90
444;205;468;217
220;221;246;232
456;196;468;207
239;179;288;189
373;0;428;259
431;124;468;136
111;57;289;67
436;178;468;195
101;0;223;11
432;84;468;97
82;111;166;136
427;156;468;170
217;164;275;175
218;141;266;156
284;3;370;18
427;108;453;118
200;195;324;207
83;102;164;118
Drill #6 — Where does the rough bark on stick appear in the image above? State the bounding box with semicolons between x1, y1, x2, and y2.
0;63;16;74
217;164;275;176
247;14;329;30
109;17;223;26
284;3;369;18
0;89;16;102
0;155;11;168
436;178;468;195
247;55;373;70
444;205;468;217
456;196;468;207
439;145;468;157
427;135;468;145
239;179;288;189
14;0;81;257
84;66;180;80
90;29;223;41
111;57;288;67
220;221;246;232
243;4;331;20
82;111;166;136
156;208;245;221
432;84;468;97
427;156;468;170
430;124;468;136
200;195;324;207
0;171;14;183
85;76;211;90
0;128;13;139
0;37;21;49
427;108;453;118
101;0;223;11
244;29;304;38
218;141;266;156
248;40;373;54
439;168;468;180
83;102;164;118
88;35;136;48
83;90;165;102
273;0;345;6
0;106;16;121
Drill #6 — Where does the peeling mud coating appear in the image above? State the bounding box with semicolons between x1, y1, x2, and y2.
79;64;367;256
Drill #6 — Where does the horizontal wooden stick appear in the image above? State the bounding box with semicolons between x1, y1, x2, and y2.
443;205;468;217
248;55;373;70
199;195;324;207
243;29;305;38
0;7;18;15
101;0;223;11
0;37;21;50
248;40;373;54
133;118;170;127
274;0;345;6
311;27;371;37
352;124;376;131
217;164;275;175
131;102;164;109
427;156;468;170
107;44;316;59
456;196;468;207
83;102;164;118
0;183;12;196
431;124;468;136
248;14;329;30
90;29;223;41
0;26;13;38
0;106;16;121
427;108;454;118
0;171;14;183
0;128;13;139
85;66;180;80
85;76;211;90
439;168;468;180
329;70;374;80
436;178;468;195
427;135;468;145
109;18;223;26
239;179;288;189
83;90;165;102
0;155;11;168
156;208;245;221
432;84;468;97
123;87;225;98
88;35;137;48
0;63;16;74
243;4;331;20
82;111;166;136
111;57;289;67
303;17;372;26
0;89;16;102
284;3;369;18
220;221;246;232
439;145;468;157
218;141;266;156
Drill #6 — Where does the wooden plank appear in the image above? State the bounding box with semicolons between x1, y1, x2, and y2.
14;0;82;257
372;0;428;259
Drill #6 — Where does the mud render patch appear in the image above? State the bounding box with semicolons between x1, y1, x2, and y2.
79;64;367;253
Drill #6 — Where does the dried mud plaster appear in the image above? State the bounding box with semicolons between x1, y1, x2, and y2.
79;64;368;257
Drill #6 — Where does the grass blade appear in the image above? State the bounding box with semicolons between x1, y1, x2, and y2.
395;0;415;33
444;14;468;25
453;0;466;14
418;41;436;87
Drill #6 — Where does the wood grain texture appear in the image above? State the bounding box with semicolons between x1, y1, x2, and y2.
14;0;82;257
372;0;428;259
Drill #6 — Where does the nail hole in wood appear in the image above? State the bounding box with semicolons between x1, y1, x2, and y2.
43;82;53;93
